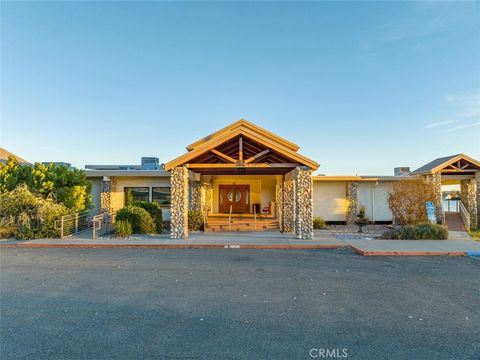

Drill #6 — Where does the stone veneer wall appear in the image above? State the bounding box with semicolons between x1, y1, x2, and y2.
170;166;189;239
430;172;443;224
100;180;111;214
477;172;480;228
282;172;295;233
201;183;212;215
295;167;313;239
275;183;283;232
189;181;201;211
461;178;478;229
346;182;358;225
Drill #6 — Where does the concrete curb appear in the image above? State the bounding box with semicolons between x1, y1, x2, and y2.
350;245;467;257
0;243;346;250
0;243;473;256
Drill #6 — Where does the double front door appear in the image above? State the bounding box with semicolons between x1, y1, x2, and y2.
219;185;250;213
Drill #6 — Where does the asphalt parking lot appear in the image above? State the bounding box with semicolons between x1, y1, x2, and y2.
1;248;479;360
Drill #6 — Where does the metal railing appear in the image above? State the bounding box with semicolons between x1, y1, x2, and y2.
228;205;232;232
54;211;91;239
459;200;470;230
253;205;257;232
443;199;460;213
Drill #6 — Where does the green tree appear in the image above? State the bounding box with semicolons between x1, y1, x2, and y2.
0;155;92;212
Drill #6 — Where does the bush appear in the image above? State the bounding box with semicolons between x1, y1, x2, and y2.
0;184;68;239
115;220;132;238
383;223;448;240
116;206;155;234
132;201;163;233
313;216;326;229
188;210;204;231
388;178;436;225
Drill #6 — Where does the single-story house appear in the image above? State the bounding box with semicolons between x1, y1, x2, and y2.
85;119;480;239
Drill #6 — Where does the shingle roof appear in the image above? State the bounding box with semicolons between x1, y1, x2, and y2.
411;154;479;174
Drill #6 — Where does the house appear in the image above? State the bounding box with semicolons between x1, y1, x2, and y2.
85;119;480;239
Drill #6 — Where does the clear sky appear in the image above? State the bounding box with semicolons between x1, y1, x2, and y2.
1;1;479;175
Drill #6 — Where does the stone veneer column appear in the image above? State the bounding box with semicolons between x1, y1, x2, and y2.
346;182;358;225
295;167;313;239
430;172;443;224
189;181;201;211
100;179;111;214
201;183;212;215
476;172;480;228
275;183;283;232
282;171;296;233
170;166;189;239
461;178;478;229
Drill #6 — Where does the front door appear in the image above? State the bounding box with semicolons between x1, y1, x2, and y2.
219;185;250;213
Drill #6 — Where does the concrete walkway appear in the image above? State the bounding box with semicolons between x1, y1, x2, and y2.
2;231;479;256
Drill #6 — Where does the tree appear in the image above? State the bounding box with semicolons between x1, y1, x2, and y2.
388;178;435;225
0;156;92;212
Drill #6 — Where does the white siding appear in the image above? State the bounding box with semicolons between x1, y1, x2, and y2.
312;181;347;222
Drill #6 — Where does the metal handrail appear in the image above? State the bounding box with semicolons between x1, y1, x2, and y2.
228;205;232;232
253;206;257;232
459;200;470;230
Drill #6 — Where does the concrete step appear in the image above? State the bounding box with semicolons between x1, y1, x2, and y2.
205;218;279;232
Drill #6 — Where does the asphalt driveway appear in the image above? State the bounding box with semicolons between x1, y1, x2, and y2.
1;248;479;360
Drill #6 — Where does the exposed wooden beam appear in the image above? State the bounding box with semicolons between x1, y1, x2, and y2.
239;136;243;162
210;149;237;163
245;149;270;164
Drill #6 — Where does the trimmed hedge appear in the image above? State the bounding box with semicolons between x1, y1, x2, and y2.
132;201;163;233
116;206;155;234
383;223;448;240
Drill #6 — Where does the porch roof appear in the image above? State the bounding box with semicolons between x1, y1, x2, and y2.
411;153;480;175
165;119;319;174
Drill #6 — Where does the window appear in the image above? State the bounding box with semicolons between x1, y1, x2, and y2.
124;187;149;203
152;187;171;207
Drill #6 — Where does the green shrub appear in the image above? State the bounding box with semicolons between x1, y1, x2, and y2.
0;184;68;239
116;206;155;234
188;210;204;231
383;223;448;240
115;220;132;238
313;216;326;229
132;201;163;233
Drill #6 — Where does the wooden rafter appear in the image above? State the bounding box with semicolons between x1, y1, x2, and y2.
239;136;243;163
186;163;300;169
245;149;270;164
210;149;236;163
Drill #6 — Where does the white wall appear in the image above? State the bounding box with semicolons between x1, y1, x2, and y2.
89;179;101;215
357;182;393;222
312;181;347;221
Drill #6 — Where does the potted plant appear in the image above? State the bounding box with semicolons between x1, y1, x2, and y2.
354;207;370;233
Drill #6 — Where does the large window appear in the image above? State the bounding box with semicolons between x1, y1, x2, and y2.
152;187;171;207
124;187;149;203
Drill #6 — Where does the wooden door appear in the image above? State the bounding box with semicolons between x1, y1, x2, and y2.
219;185;250;213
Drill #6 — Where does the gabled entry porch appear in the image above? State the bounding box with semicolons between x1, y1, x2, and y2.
164;119;319;239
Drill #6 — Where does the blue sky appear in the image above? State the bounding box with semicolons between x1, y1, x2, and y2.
1;1;479;175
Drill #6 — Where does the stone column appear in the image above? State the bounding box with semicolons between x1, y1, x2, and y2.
100;178;111;214
461;178;478;229
295;167;313;239
201;183;212;215
476;172;480;229
170;166;189;239
282;170;296;233
275;182;283;232
346;182;358;225
430;172;443;224
189;181;201;211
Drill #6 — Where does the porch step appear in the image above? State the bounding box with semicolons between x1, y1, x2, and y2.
205;217;279;232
